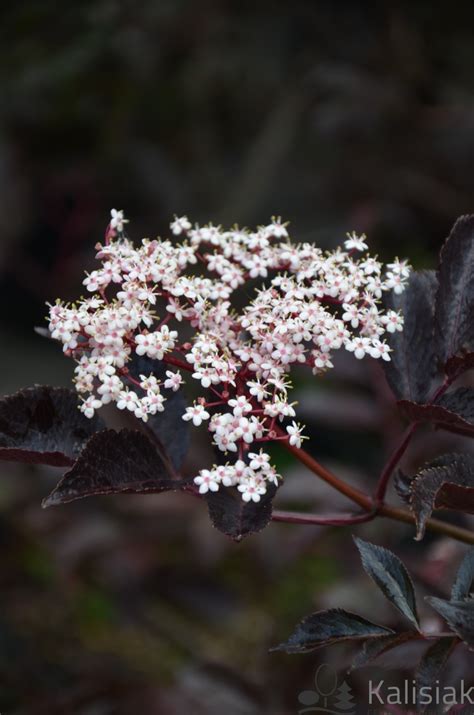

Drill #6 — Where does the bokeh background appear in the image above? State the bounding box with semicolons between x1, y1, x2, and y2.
1;2;474;713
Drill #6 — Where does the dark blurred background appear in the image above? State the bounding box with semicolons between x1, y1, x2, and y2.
1;2;474;713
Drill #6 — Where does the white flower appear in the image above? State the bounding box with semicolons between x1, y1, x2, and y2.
381;310;404;333
345;337;371;360
80;396;102;419
384;271;407;295
135;333;154;357
135;326;178;359
194;468;220;494
344;231;368;251
342;302;361;328
164;370;183;391
97;374;123;404
192;367;219;388
264;397;296;420
182;403;210;426
116;389;140;411
264;217;288;239
387;258;410;278
142;392;166;414
247;379;269;402
171;215;192;235
264;465;280;486
140;374;160;392
370;339;391;362
228;395;253;417
222;460;247;486
286;421;306;448
248;450;271;471
237;477;267;503
166;298;187;322
110;209;128;232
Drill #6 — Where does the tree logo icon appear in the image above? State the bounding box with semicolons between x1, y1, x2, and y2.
297;664;355;714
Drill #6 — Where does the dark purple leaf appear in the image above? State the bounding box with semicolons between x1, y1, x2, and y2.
271;609;393;654
426;597;474;650
398;387;474;437
383;270;438;403
128;356;189;470
42;429;191;507
354;537;420;630
451;549;474;601
406;453;474;540
445;351;474;379
351;632;419;671
394;469;412;504
205;483;278;541
435;215;474;371
0;386;104;466
416;637;458;712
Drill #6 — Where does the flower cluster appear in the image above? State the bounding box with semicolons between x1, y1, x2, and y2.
195;450;279;503
47;210;410;502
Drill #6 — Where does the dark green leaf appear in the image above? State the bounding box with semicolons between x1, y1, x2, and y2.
206;483;278;541
427;597;474;650
0;386;104;466
42;429;190;507
271;609;393;654
435;215;474;371
383;270;438;403
451;548;474;601
354;538;420;629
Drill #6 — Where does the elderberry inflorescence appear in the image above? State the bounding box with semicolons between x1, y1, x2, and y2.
48;210;409;502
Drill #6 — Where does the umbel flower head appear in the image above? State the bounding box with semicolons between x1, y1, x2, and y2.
48;209;410;502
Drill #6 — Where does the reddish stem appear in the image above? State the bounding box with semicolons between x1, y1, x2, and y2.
375;422;418;502
278;441;474;544
163;355;193;372
280;436;372;510
374;373;458;502
272;509;376;526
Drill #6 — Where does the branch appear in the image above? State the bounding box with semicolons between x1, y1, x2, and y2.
375;422;418;502
374;373;459;502
280;436;372;510
279;441;474;545
272;509;376;526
